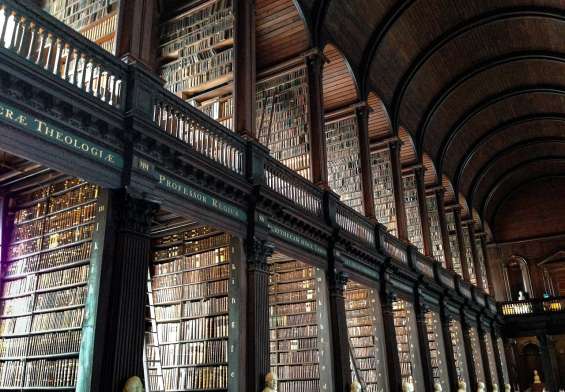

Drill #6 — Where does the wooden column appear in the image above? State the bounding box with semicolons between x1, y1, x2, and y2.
435;189;454;271
356;105;376;219
461;318;478;392
115;0;159;69
327;268;352;391
440;304;459;391
306;50;328;187
245;238;274;391
95;190;158;392
414;167;432;257
479;235;495;294
491;328;505;388
538;334;560;390
389;140;408;241
467;225;485;290
478;323;493;389
453;207;471;282
415;291;434;392
234;0;256;138
381;290;402;392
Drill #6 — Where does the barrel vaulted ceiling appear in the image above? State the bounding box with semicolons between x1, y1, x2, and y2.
283;0;565;239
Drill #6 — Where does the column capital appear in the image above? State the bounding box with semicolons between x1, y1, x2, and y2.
246;237;274;272
328;270;349;296
112;190;159;234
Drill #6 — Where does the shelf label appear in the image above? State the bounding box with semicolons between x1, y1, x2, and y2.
134;156;247;222
0;100;123;168
341;255;379;279
257;213;326;257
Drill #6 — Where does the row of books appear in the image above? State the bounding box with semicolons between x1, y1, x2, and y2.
159;340;227;366
269;312;317;328
156;315;229;342
154;226;217;246
270;349;319;365
161;365;228;390
270;337;318;352
154;297;228;320
0;329;81;358
403;174;424;253
152;279;228;304
5;242;92;277
0;357;78;388
426;195;446;265
325;117;364;213
152;263;229;287
468;327;485;382
257;67;311;179
371;149;397;235
446;211;463;277
153;233;230;261
462;227;477;285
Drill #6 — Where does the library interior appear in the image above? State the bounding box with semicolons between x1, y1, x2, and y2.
0;0;564;391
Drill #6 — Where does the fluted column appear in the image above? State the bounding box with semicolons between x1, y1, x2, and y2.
414;293;434;392
95;190;159;392
245;238;274;391
328;267;352;391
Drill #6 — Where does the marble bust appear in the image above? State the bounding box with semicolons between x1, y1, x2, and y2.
123;376;144;392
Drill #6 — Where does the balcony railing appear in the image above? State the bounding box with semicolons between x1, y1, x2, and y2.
0;2;126;109
336;203;375;247
264;158;323;218
153;89;245;175
499;297;565;316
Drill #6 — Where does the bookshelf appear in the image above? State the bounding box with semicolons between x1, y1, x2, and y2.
474;238;489;293
392;299;423;389
403;174;424;253
144;225;239;391
426;195;446;266
160;0;234;125
325;116;364;214
43;0;120;53
371;149;397;235
461;227;476;286
268;253;331;392
445;211;463;277
345;281;387;392
448;319;470;386
424;310;449;390
468;326;485;385
0;178;105;390
257;67;311;179
483;331;498;388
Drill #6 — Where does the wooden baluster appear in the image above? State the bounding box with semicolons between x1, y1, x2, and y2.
25;21;36;60
35;28;47;67
0;8;10;47
43;33;53;71
61;43;70;80
52;38;63;76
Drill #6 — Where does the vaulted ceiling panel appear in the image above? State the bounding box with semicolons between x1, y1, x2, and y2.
367;92;392;140
256;0;310;69
322;44;359;111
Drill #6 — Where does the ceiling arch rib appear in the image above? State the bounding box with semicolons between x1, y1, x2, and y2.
391;9;565;135
469;141;565;215
455;116;565;195
485;162;565;228
416;52;565;151
434;86;565;176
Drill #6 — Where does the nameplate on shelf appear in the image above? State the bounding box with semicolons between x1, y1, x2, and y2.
417;258;434;279
258;213;326;257
0;100;123;169
383;238;408;264
341;255;379;280
134;156;247;222
438;271;455;289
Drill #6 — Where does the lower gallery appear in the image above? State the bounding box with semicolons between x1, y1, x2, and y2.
0;150;509;391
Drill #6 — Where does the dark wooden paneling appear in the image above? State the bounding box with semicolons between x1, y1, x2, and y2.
256;0;309;70
368;92;391;139
322;44;358;111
